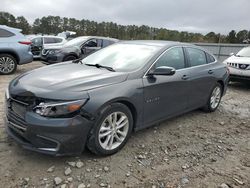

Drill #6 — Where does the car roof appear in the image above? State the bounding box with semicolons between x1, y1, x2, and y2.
0;25;22;33
28;35;65;39
120;40;194;48
82;36;119;42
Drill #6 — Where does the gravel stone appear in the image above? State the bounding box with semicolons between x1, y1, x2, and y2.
76;161;84;168
54;177;62;185
64;167;72;176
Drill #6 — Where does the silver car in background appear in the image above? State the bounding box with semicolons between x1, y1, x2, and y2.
0;25;33;75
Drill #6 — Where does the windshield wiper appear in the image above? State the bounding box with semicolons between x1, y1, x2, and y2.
85;64;115;72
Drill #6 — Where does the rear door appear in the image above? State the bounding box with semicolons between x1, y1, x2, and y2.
184;47;217;109
143;47;189;125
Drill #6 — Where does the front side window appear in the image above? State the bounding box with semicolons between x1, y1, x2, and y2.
186;48;207;67
85;39;98;47
83;43;161;72
0;29;14;37
155;47;185;70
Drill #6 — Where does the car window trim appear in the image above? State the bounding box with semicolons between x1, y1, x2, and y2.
144;46;217;78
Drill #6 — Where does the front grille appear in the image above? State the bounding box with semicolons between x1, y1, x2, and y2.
11;95;36;105
227;62;250;70
7;109;27;134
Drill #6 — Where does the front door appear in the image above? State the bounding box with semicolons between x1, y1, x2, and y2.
143;47;189;126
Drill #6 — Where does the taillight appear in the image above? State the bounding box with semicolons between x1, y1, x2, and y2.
19;41;32;45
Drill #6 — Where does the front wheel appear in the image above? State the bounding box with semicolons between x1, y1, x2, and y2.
203;83;222;112
87;103;133;155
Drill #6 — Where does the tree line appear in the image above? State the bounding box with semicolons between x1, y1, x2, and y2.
0;11;249;44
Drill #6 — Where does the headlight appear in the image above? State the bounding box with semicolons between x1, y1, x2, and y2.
34;99;87;117
49;50;61;55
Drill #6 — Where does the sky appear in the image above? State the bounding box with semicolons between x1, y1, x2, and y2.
1;0;249;34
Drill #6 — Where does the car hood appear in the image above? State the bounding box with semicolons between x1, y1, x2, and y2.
225;55;250;64
9;62;129;100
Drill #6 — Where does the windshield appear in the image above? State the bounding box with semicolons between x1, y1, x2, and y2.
236;47;250;57
64;37;88;47
83;43;161;72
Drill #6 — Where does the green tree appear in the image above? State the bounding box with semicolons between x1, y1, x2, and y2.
16;16;30;34
227;30;237;43
236;30;248;43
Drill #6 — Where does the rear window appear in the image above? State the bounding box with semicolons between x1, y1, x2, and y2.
0;29;15;37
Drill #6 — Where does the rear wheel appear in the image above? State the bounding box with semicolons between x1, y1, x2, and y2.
0;54;17;75
63;55;77;62
203;83;222;112
87;103;133;155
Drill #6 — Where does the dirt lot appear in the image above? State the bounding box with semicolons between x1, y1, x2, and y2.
0;62;249;188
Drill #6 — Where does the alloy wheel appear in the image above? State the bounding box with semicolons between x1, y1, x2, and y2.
210;86;221;109
98;112;129;150
0;56;15;74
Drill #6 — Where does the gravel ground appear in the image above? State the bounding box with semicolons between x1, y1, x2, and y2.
0;62;249;188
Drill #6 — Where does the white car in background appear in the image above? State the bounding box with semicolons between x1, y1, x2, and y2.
28;35;67;59
223;46;250;82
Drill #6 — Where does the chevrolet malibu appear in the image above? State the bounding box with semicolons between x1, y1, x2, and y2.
5;41;229;156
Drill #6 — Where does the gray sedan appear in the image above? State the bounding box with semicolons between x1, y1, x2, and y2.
5;41;229;156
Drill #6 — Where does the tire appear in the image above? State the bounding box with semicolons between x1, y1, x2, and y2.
203;83;223;112
87;103;133;156
63;55;77;62
0;54;17;75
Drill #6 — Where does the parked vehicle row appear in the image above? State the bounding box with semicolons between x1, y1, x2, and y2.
5;41;229;156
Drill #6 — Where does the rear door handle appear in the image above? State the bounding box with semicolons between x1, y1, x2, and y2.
182;75;189;80
208;70;214;74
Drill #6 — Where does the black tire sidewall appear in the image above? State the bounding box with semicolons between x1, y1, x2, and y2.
0;54;17;75
63;55;77;62
87;103;133;155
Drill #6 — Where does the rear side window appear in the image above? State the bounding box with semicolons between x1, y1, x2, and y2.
54;38;63;43
206;53;215;63
0;29;14;37
155;47;185;70
44;37;56;44
186;48;207;67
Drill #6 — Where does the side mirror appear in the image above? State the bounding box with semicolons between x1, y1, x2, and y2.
229;52;234;56
148;66;176;76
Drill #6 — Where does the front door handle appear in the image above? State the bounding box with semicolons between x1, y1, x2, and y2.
208;70;214;74
182;75;189;80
